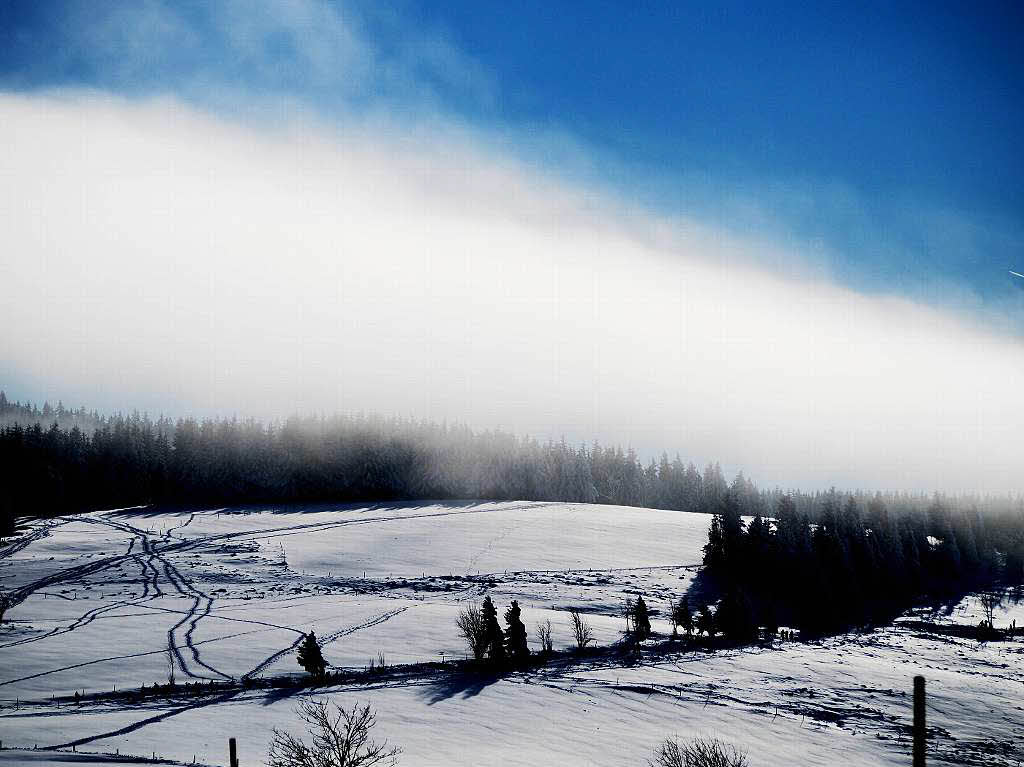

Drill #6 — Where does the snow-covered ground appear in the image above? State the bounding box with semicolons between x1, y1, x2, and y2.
0;502;1020;766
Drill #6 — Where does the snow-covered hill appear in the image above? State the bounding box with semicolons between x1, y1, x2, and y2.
0;502;1020;766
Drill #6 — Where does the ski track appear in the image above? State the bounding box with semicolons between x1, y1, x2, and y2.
0;517;69;559
158;557;231;681
0;503;728;758
0;515;234;682
47;689;243;750
244;605;411;679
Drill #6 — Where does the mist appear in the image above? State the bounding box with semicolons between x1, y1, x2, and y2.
1;92;1021;493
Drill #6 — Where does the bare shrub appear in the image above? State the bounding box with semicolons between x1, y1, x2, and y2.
650;737;748;767
623;597;635;633
268;699;401;767
165;648;176;687
456;603;488;660
535;619;553;654
569;609;593;650
979;590;1002;627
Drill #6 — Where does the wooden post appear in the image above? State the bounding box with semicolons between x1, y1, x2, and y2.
229;736;239;767
913;675;926;767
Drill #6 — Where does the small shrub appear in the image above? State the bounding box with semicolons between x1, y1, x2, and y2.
650;737;748;767
456;603;488;661
268;699;401;767
535;619;554;654
569;609;593;650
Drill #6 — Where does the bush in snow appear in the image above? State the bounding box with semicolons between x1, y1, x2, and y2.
569;608;593;650
649;736;748;767
535;618;554;655
456;603;489;661
268;699;400;767
696;604;716;638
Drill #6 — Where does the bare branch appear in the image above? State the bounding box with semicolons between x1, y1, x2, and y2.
267;699;401;767
569;609;593;650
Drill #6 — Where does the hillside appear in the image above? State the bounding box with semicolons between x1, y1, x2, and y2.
0;502;1021;766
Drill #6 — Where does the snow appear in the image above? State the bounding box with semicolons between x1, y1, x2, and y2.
0;502;1021;766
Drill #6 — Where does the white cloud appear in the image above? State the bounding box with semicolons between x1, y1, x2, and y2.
1;92;1021;492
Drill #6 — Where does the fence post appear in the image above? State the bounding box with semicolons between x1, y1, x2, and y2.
229;736;239;767
913;675;926;767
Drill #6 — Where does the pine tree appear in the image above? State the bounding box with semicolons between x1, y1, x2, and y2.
503;599;529;665
481;596;505;663
702;515;725;573
633;595;651;640
671;597;693;637
716;588;757;641
297;631;326;679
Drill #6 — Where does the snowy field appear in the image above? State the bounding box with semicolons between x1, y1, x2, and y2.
0;502;1021;766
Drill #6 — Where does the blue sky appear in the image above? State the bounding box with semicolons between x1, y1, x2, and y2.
2;0;1023;322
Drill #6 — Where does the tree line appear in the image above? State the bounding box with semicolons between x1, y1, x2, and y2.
2;393;1020;543
0;392;747;535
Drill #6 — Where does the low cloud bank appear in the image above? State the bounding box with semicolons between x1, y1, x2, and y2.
1;93;1021;492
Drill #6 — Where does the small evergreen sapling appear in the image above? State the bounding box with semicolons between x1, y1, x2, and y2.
671;597;693;638
633;595;651;640
297;631;326;679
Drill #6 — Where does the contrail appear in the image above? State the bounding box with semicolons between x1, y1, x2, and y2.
1011;270;1024;279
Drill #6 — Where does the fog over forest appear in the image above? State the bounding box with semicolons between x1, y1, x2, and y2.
3;94;1022;494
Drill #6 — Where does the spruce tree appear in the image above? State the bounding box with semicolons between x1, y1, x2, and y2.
671;597;693;637
702;515;726;573
503;599;529;665
716;588;757;641
633;595;651;640
481;596;505;663
297;631;326;679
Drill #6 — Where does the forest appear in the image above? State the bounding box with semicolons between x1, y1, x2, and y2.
2;389;1022;630
701;491;1024;638
0;392;751;534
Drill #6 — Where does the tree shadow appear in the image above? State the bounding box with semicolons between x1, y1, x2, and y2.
418;669;502;705
50;689;240;749
684;567;719;607
258;683;305;706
